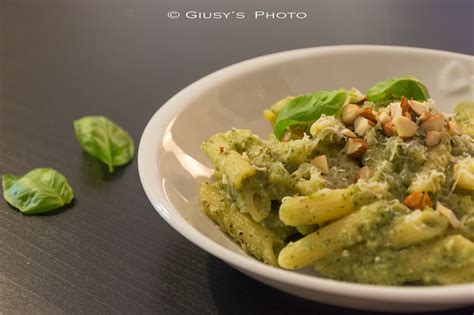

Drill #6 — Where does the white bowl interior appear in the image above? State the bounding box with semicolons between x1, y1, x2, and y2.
139;46;474;311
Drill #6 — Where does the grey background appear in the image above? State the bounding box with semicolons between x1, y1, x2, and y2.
0;0;473;313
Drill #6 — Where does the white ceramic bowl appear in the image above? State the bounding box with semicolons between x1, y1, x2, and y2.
138;46;474;312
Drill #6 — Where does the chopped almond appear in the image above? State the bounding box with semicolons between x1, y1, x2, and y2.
354;116;375;136
360;108;378;123
382;121;396;137
342;104;362;125
409;100;430;116
311;155;329;175
350;88;367;103
392;116;418;138
436;202;462;228
400;96;410;116
404;192;432;210
447;121;461;136
390;102;403;119
421;114;445;132
418;111;431;124
355;166;372;182
377;111;391;124
345;138;368;158
425;131;442;147
341;128;357;138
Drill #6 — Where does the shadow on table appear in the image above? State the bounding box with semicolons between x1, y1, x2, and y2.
206;256;473;315
3;199;76;216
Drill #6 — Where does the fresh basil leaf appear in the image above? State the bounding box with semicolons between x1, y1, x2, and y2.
273;90;348;140
2;168;74;214
366;76;430;103
74;116;134;172
2;174;20;191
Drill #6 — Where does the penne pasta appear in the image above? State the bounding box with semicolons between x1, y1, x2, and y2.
198;81;474;285
278;200;402;269
279;186;358;226
200;182;284;266
386;209;449;248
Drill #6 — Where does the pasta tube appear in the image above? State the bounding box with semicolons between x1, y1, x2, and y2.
386;209;449;248
434;263;474;284
200;182;284;266
201;131;260;189
229;183;271;222
279;186;358;226
314;235;474;285
398;235;474;284
278;200;400;269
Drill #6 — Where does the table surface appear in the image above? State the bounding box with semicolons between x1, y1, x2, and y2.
1;0;473;314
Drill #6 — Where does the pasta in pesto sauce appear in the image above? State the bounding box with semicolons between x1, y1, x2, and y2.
199;76;474;285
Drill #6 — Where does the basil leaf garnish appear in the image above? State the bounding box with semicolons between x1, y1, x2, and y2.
273;90;348;140
74;116;134;172
2;168;74;214
366;76;430;103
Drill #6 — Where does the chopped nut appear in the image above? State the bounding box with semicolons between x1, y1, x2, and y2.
404;192;432;210
349;88;366;103
436;202;462;228
392;116;418;138
341;128;357;138
390;102;403;119
342;104;362;125
421;114;445;132
311;155;329;174
360;108;378;123
355;166;372;182
409;100;430;115
417;111;431;124
344;138;368;158
403;111;413;120
425;131;442;147
382;121;396;137
354;116;375;136
400;96;410;116
377;111;391;124
447;121;461;136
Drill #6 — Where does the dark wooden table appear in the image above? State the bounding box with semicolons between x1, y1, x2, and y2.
1;0;473;314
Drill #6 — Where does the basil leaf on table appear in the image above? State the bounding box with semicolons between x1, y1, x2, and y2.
366;76;430;104
74;116;134;172
273;90;348;140
2;168;74;214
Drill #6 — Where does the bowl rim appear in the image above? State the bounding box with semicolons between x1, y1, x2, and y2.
138;45;474;305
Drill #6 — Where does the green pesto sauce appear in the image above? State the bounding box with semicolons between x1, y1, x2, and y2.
200;98;474;285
